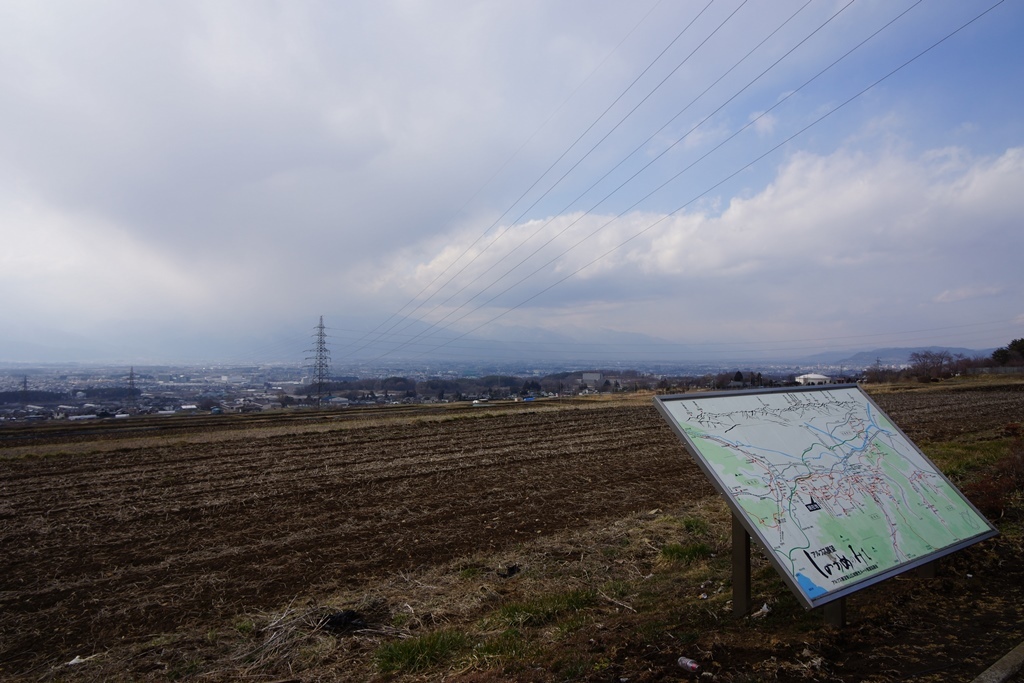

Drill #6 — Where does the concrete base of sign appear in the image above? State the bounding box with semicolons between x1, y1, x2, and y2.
970;639;1024;683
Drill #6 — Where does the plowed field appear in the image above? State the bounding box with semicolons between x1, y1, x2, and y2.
1;384;1023;681
0;403;712;676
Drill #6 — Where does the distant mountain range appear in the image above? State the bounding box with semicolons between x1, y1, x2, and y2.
446;325;998;371
802;346;996;368
0;311;999;373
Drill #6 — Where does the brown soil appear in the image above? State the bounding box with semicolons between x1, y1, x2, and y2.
1;385;1022;682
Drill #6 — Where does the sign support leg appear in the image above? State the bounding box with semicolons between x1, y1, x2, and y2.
732;514;751;617
823;598;846;627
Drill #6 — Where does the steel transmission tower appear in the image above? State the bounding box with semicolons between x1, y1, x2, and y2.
127;366;137;410
306;316;332;407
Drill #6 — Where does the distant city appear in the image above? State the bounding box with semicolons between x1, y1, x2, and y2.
1;343;1009;423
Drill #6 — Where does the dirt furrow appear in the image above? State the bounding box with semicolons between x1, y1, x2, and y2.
0;404;698;673
5;391;1018;676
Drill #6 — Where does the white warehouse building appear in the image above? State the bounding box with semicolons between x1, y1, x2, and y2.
795;373;832;385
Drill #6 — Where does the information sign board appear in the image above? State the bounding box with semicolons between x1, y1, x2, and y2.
654;385;997;608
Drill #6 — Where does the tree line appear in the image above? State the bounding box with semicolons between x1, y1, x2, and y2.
293;341;1024;400
300;371;654;401
893;338;1024;381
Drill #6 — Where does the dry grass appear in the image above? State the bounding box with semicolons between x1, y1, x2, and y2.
207;498;741;681
135;480;1021;683
863;374;1024;395
23;502;1024;683
0;395;640;461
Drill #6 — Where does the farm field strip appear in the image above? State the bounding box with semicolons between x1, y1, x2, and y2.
2;388;1022;677
0;402;573;458
0;405;700;674
0;412;665;518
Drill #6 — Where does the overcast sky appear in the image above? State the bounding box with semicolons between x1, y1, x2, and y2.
2;0;1023;366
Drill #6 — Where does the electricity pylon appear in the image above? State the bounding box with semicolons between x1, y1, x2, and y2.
127;367;138;410
306;316;331;408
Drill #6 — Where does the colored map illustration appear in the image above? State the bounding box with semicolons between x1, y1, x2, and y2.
658;386;996;606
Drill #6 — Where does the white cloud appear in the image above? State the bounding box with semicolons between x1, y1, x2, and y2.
0;195;208;321
749;111;777;136
1;2;1023;360
366;145;1024;344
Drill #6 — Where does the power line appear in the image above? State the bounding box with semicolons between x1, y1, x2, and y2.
334;1;667;361
400;0;847;354
368;0;878;357
404;0;1008;361
380;0;753;349
337;0;721;361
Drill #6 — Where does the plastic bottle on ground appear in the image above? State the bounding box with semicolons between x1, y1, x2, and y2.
677;656;700;672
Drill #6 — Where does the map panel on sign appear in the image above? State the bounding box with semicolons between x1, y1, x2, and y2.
656;386;996;606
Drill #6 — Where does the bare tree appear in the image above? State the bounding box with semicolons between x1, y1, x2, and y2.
908;350;953;380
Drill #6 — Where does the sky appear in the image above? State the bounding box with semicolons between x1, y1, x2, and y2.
2;0;1023;366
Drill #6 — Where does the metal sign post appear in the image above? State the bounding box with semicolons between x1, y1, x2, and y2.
732;514;751;617
823;598;846;627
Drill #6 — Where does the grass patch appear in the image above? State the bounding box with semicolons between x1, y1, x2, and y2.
681;516;710;535
373;628;469;673
926;439;1011;481
232;618;255;635
458;565;485;580
491;589;596;628
660;542;712;565
474;627;536;661
553;611;590;638
601;579;631;599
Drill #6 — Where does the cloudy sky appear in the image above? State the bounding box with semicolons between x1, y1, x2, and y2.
2;0;1023;366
